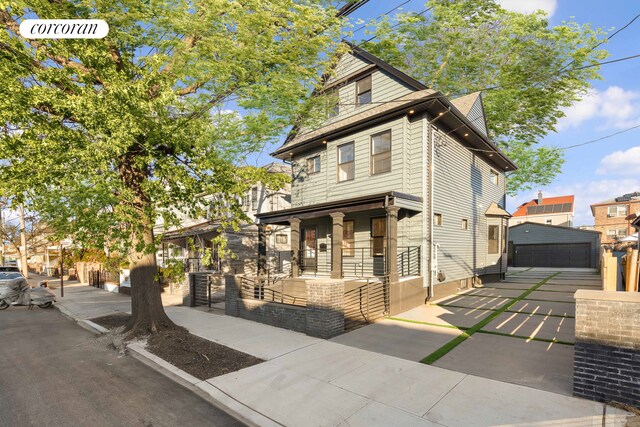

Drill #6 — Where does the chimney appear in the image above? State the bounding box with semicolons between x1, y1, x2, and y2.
538;191;543;205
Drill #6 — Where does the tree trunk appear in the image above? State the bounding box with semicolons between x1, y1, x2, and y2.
119;151;180;338
125;222;180;337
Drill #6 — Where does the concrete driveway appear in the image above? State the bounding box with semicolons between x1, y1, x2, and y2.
331;268;601;396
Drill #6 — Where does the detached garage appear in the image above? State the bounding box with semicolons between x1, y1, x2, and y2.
508;222;601;268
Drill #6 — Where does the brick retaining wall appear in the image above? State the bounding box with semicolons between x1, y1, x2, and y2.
225;276;345;338
574;290;640;406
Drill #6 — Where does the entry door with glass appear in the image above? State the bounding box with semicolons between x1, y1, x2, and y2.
301;227;317;273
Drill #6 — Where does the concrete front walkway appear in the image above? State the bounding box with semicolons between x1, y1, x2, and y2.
332;268;600;396
51;282;633;427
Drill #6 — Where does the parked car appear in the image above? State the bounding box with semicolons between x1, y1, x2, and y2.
0;266;20;273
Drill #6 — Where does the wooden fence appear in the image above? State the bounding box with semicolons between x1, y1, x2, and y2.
602;249;639;292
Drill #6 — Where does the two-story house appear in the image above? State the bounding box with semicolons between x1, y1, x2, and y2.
157;162;291;274
591;191;640;244
256;43;516;312
511;192;574;227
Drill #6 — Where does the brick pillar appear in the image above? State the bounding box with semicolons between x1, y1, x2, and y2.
330;212;344;279
574;290;640;406
257;223;267;275
306;279;344;338
224;275;239;317
386;205;400;283
290;218;301;278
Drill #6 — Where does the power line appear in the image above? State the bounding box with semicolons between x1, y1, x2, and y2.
560;123;640;150
352;0;415;34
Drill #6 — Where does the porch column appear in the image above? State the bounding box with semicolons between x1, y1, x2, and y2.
386;206;400;283
290;218;301;277
257;223;267;275
330;212;345;279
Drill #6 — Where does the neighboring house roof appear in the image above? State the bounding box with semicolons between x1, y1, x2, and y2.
590;191;640;215
509;221;601;234
261;161;291;174
512;195;574;217
485;202;511;217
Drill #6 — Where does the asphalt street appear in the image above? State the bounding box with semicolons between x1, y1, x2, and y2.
0;306;244;427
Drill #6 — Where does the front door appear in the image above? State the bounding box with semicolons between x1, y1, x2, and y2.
301;227;317;273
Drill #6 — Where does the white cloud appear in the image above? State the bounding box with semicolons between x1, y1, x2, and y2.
508;178;640;226
557;86;640;131
597;146;640;176
497;0;557;17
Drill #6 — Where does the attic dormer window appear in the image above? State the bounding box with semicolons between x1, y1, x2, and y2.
356;75;372;106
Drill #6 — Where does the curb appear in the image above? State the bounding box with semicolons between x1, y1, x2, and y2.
55;304;107;335
127;343;281;427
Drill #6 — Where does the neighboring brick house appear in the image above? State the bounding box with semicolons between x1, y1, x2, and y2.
156;162;291;274
256;42;516;310
511;192;574;227
591;192;640;244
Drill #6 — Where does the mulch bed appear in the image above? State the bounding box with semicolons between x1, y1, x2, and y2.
90;313;131;329
146;331;264;380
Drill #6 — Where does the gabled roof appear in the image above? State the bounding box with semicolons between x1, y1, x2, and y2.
450;92;481;116
272;43;517;172
512;195;574;217
485;202;511;217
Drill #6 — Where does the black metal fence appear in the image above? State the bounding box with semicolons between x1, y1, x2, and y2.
344;276;389;331
238;275;307;307
398;246;421;277
88;269;119;288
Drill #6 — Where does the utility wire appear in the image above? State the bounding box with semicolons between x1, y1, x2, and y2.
352;0;415;34
560;123;640;150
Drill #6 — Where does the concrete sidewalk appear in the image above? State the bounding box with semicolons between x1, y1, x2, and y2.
53;284;633;427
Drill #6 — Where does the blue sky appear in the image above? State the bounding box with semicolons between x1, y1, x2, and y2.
254;0;640;227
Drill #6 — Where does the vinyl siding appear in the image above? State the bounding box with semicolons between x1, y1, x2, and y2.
467;96;488;137
291;117;413;207
431;126;507;282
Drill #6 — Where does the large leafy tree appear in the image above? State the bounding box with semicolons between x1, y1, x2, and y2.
363;0;608;194
0;0;344;335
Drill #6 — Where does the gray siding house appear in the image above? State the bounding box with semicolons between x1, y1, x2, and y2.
257;43;516;311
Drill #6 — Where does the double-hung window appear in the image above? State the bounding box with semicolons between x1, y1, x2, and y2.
307;155;321;174
371;131;391;175
343;220;355;257
356;75;372;106
608;205;628;217
488;225;499;254
371;217;386;257
337;142;355;182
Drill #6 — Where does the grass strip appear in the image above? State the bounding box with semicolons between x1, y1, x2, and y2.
420;272;561;365
476;330;574;346
387;317;468;331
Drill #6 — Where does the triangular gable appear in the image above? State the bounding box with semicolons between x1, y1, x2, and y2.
450;92;489;138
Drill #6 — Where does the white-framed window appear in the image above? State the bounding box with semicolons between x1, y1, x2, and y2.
607;205;628;217
275;234;288;244
606;228;627;238
307;155;321;174
490;170;499;185
371;130;391;175
337;142;355;182
251;187;259;212
488;225;499;254
434;213;443;226
355;75;372;106
461;219;468;230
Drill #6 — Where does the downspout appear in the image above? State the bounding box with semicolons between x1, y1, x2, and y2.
423;107;450;300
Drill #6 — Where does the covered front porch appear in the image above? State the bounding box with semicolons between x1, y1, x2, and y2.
256;192;423;282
